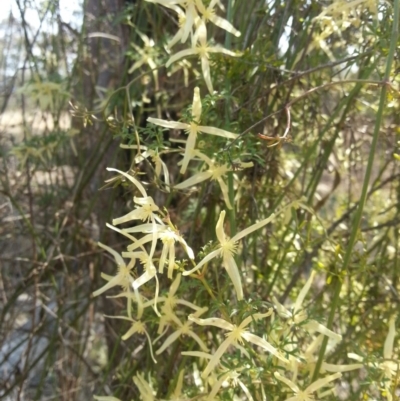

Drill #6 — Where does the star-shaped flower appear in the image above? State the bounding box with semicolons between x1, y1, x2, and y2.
274;371;342;401
189;310;289;378
155;306;208;355
147;87;238;174
175;150;253;209
183;205;287;300
166;21;241;93
272;271;342;342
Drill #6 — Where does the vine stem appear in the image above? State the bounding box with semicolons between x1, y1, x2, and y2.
312;0;399;381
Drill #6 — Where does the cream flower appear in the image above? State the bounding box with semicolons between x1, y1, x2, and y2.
145;0;198;43
183;206;284;300
120;144;171;191
348;316;399;401
112;196;161;225
105;314;156;363
149;273;201;311
166;22;241;93
272;271;342;342
175;150;253;209
189;310;289;378
155;306;208;355
92;242;135;297
147;87;238;174
128;29;158;75
274;371;342;401
196;0;241;37
133;373;156;401
206;368;254;401
122;224;194;279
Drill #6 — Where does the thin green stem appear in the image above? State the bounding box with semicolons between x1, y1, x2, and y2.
312;0;399;381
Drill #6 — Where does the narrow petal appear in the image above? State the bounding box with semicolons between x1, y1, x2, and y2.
147;117;188;130
170;273;181;296
242;332;289;363
160;159;170;191
199;125;238;139
166;48;197;67
167;28;184;49
182;249;222;275
304;320;342;341
271;295;291;319
223;255;243;300
181;2;196;43
188;315;234;331
97;242;125;267
158;244;169;274
112;208;143;225
179;130;198;174
156;330;182;354
167;244;175;279
322;362;363;372
192;87;202;121
202;336;233;378
132;264;156;289
384;316;396;359
188;330;209;352
232;212;277;242
294;270;316;314
122;323;140;340
306;372;341;394
207;46;242;57
217;177;232;209
216;210;227;244
107;167;147;197
209;14;241;37
199;55;213;93
177;237;195;259
93;275;123;297
175;171;213;189
274;372;300;393
181;350;212;359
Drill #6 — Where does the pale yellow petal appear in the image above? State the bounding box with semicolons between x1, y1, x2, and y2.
166;48;197;67
216;210;227;244
223;255;243;300
384;316;396;359
192;87;202;122
182;248;221;275
304;319;342;341
306;372;341;394
175;171;213;189
156;330;182;354
232;212;277;242
97;242;125;267
188;315;234;331
294;270;316;314
147;117;188;130
179;130;198;174
202;336;232;378
217;177;232;209
199;125;238;139
107;167;147;197
243;332;289;363
274;372;299;393
209;14;241;37
201;55;213;94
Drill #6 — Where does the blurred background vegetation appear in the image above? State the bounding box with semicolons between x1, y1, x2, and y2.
0;0;399;400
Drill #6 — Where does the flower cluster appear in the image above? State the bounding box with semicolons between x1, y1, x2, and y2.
91;1;399;401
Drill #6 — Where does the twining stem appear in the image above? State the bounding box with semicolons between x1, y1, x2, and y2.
312;0;399;381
